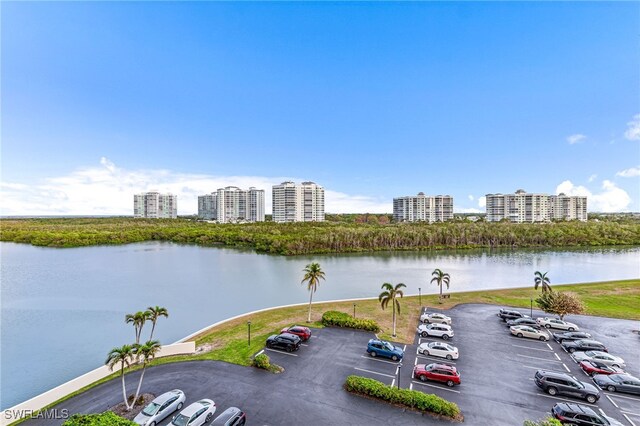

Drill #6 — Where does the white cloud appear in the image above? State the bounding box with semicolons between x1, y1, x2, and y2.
566;134;586;144
616;166;640;178
587;174;597;183
455;207;482;214
467;195;474;201
0;158;390;216
555;180;631;212
478;196;486;208
624;114;640;141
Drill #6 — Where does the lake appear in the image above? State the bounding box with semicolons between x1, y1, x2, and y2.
1;241;638;408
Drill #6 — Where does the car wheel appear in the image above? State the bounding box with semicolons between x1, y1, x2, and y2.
420;375;427;382
517;333;523;338
568;327;575;331
370;351;377;357
206;413;213;422
177;402;183;410
607;385;616;392
569;348;576;353
545;324;551;328
423;319;429;324
442;334;449;341
149;423;156;426
418;348;423;355
446;355;453;360
421;332;428;338
446;380;455;387
612;364;621;368
425;350;430;356
539;336;546;341
392;355;398;361
586;395;597;404
547;387;558;396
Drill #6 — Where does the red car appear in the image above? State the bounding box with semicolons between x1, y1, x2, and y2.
280;325;311;341
413;363;461;387
580;360;625;376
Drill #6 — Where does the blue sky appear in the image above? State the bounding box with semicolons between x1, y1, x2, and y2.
2;1;639;215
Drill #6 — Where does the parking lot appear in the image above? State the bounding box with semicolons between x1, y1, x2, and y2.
23;304;639;426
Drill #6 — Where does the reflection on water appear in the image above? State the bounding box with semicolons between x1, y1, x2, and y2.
1;242;638;408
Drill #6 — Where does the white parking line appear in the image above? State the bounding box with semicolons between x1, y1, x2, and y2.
354;367;396;379
403;345;407;351
546;343;553;350
521;365;569;375
623;414;637;426
606;393;640;402
300;343;309;347
606;394;619;408
554;353;561;361
414;356;418;366
563;363;571;372
569;354;579;364
256;349;264;356
360;355;401;365
265;348;298;357
412;380;461;393
517;354;561;363
391;378;395;387
512;344;554;352
415;354;457;365
525;391;598;407
410;383;413;391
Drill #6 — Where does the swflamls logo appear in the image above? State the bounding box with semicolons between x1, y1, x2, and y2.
3;409;70;420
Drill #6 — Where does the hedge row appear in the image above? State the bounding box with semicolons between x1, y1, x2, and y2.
62;412;136;426
321;311;380;332
344;375;461;419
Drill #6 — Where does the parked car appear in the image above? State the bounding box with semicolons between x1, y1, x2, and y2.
417;341;459;360
280;325;311;341
211;407;247;426
367;339;404;361
579;360;624;377
266;332;301;352
417;323;454;340
573;351;625;369
551;403;624;426
534;370;600;403
498;309;529;322
133;389;186;426
510;325;550;341
561;339;607;353
419;312;452;325
537;317;579;331
170;400;216;426
593;373;640;395
553;331;592;343
506;318;540;328
413;363;461;387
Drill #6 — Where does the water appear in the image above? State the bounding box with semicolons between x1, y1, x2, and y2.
1;241;638;408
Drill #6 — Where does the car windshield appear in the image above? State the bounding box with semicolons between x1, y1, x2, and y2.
172;414;190;426
142;402;161;416
611;375;624;383
384;342;393;351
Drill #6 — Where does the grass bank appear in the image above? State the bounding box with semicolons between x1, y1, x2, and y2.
2;217;639;254
11;279;639;425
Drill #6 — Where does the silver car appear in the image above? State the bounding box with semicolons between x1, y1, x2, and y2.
573;351;626;368
510;325;550;341
171;399;216;426
134;389;186;426
420;313;452;325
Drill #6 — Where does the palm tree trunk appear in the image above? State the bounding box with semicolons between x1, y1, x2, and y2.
307;290;313;323
392;300;396;337
121;366;130;410
439;281;443;303
133;364;146;407
149;322;156;340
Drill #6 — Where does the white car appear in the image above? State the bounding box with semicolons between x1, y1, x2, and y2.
573;351;626;369
134;389;186;426
417;323;454;340
536;317;579;331
170;399;216;426
510;325;550;341
420;312;452;325
417;341;459;360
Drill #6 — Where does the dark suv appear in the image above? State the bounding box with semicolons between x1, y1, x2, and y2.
552;403;623;426
498;309;529;322
535;371;600;403
266;332;301;352
561;339;608;354
553;331;592;343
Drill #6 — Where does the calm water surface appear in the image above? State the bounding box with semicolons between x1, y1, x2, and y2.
1;242;639;408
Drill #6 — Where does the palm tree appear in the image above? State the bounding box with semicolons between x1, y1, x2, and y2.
301;262;326;323
378;282;406;337
431;269;450;303
132;340;161;407
125;311;150;345
534;271;552;293
106;344;135;410
147;306;169;340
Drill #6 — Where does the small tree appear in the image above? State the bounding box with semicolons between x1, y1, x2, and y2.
125;311;150;345
534;271;552;293
301;262;326;323
106;345;135;410
430;269;450;303
536;291;585;320
378;282;406;337
147;306;169;340
131;340;161;407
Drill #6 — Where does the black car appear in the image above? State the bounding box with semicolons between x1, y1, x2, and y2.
553;331;592;343
498;309;529;322
266;332;301;352
593;373;640;395
535;371;600;404
211;407;246;426
562;339;608;354
552;403;623;426
506;318;540;328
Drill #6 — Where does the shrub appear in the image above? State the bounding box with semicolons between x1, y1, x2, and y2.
524;418;563;426
62;412;136;425
322;311;380;332
344;375;461;419
536;291;585;320
253;353;271;369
